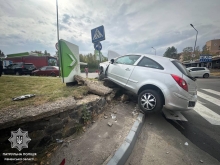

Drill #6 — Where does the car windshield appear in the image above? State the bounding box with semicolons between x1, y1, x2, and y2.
24;64;35;68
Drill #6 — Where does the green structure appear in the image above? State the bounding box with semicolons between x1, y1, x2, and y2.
59;39;80;83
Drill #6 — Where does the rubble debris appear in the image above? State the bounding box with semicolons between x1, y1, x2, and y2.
111;114;116;119
104;116;108;119
74;75;113;96
121;94;129;102
108;122;113;127
132;110;139;117
56;139;63;143
184;142;189;146
12;94;36;101
200;160;203;163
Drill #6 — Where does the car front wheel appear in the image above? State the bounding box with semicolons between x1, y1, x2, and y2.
51;73;56;77
15;71;20;76
138;89;163;113
98;67;105;80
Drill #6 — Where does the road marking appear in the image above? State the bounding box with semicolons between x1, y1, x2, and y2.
201;89;220;97
162;109;188;121
194;102;220;125
197;91;220;107
197;100;206;105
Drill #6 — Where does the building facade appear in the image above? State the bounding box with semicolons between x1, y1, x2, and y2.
206;39;220;55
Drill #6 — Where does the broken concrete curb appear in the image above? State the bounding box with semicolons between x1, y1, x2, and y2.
106;113;145;165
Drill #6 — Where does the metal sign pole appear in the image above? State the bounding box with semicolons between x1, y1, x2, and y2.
56;0;64;83
56;0;60;76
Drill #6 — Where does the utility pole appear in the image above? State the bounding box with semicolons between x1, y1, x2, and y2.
152;47;156;55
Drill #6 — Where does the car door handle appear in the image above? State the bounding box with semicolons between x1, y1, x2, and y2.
125;68;130;71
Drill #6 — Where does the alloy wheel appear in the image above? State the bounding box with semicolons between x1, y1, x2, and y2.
140;93;156;111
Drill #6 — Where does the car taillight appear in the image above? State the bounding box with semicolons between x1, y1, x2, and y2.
171;74;188;92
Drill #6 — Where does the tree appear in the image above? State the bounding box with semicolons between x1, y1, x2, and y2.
202;45;210;55
194;46;201;59
44;50;47;55
163;46;178;59
182;47;193;61
0;50;5;58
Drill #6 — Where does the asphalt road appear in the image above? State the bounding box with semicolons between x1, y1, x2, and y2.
174;78;220;161
127;78;220;164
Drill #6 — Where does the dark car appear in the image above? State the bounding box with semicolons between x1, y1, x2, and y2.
3;63;36;75
32;66;59;77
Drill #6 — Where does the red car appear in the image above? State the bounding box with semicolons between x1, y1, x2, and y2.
32;66;59;77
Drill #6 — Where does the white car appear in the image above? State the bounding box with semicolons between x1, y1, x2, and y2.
186;67;210;78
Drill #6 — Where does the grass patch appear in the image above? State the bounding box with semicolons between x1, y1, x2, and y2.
0;76;88;110
210;72;220;76
210;69;220;77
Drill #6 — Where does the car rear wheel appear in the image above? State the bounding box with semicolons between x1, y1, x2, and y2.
203;73;209;78
138;89;163;113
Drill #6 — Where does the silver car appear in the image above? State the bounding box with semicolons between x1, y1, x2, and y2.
99;54;198;113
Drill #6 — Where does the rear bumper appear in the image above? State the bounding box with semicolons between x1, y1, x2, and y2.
163;89;197;111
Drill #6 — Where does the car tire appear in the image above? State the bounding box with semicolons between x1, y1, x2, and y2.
98;67;105;80
138;89;163;113
51;73;56;77
15;71;20;76
203;73;209;78
98;73;105;81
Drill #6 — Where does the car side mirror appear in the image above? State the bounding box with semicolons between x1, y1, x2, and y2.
110;59;114;64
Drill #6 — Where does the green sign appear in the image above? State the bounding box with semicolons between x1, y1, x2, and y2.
59;39;80;83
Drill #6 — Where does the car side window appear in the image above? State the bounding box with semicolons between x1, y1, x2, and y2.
6;64;13;69
137;57;164;70
115;55;140;65
40;66;47;71
46;67;52;70
12;64;18;69
191;68;198;71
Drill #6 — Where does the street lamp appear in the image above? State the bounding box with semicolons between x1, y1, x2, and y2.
151;47;156;55
190;24;198;61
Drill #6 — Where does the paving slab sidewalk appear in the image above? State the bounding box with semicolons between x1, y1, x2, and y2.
48;101;139;165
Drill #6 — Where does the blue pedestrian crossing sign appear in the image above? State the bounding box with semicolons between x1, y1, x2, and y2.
94;42;102;51
91;25;105;43
200;55;212;62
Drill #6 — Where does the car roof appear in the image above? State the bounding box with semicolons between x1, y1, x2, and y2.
187;67;206;69
14;62;34;65
124;53;176;62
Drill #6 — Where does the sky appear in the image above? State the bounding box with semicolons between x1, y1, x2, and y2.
0;0;220;57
